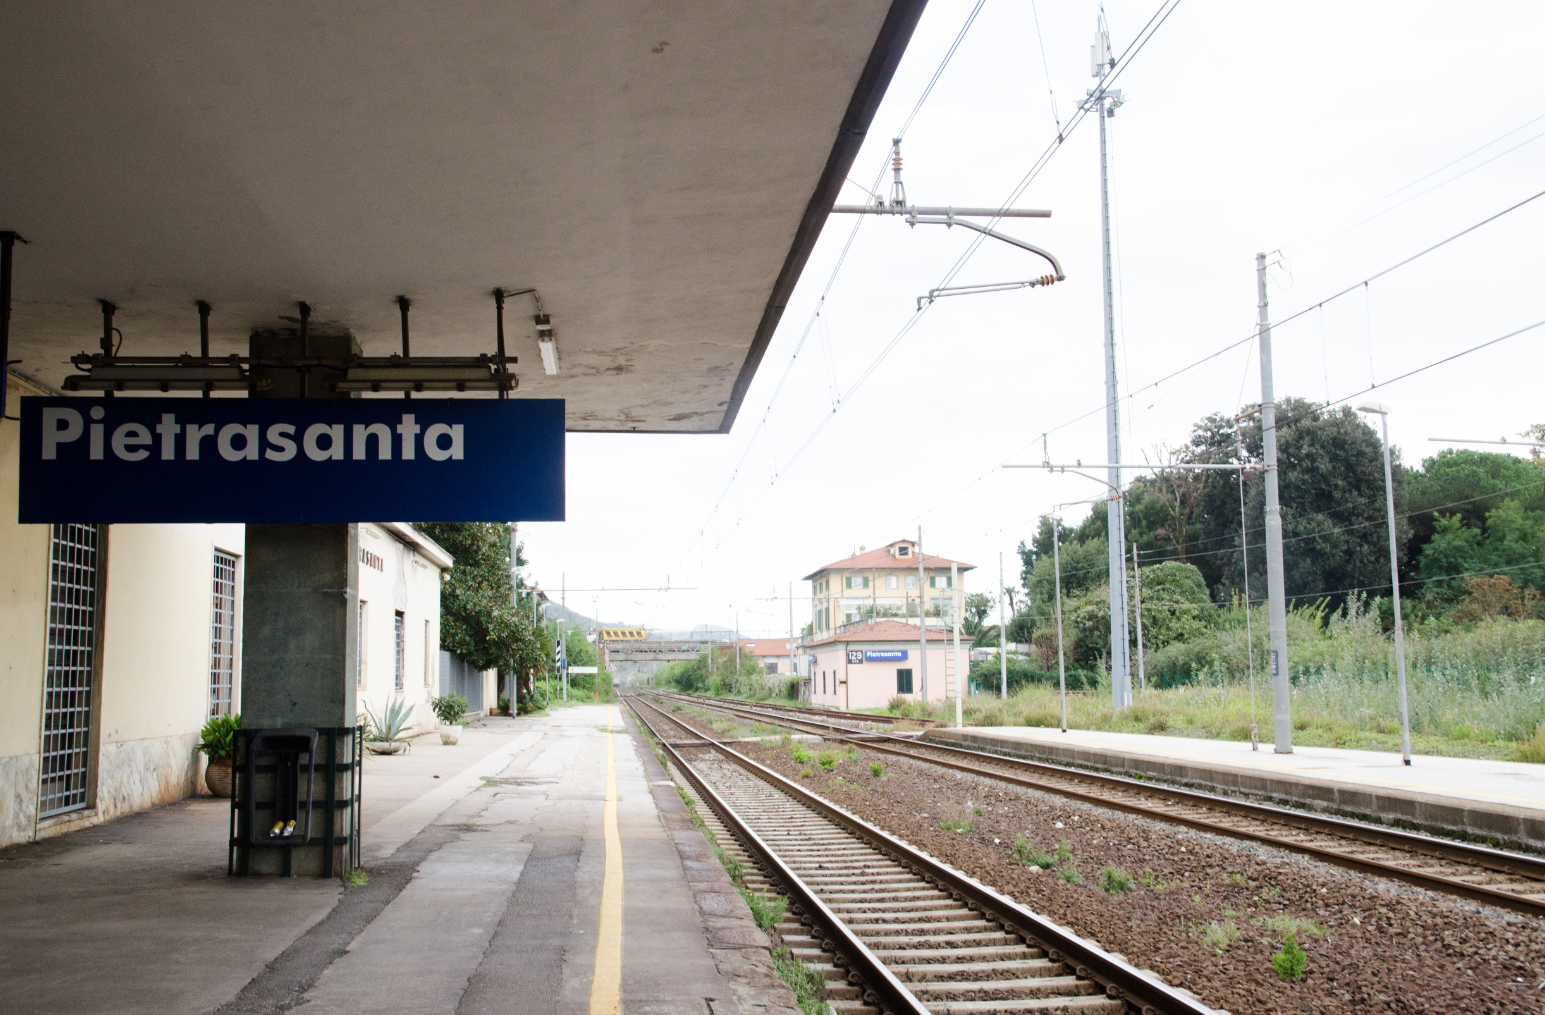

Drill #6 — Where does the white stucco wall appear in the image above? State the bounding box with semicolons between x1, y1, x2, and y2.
355;523;445;736
1;373;249;845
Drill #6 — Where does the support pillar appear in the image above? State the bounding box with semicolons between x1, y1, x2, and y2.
238;325;362;876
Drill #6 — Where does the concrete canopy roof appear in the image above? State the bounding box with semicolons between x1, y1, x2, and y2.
0;1;926;433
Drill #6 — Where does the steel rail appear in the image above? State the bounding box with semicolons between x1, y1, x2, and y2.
644;690;1545;918
624;697;931;1015
660;690;935;729
625;693;1217;1015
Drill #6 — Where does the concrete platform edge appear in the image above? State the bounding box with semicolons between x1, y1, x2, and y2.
623;710;803;1015
926;728;1545;854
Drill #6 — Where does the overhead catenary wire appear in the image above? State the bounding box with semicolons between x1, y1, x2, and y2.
1010;185;1545;454
698;0;1186;555
671;0;995;575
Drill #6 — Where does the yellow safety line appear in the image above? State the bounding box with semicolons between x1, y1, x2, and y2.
590;706;623;1015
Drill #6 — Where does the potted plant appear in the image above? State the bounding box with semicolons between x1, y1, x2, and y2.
362;697;414;754
198;713;240;797
431;693;468;745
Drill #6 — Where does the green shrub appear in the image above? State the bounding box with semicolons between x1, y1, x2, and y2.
1200;919;1240;953
1098;866;1134;893
791;744;814;764
1271;932;1308;980
197;713;241;760
1054;840;1073;863
1057;864;1083;885
869;761;883;778
1225;872;1248;888
939;817;974;834
1515;721;1545;763
1010;837;1055;868
842;745;860;763
430;694;468;725
738;888;787;931
772;947;831;1015
816;750;837;772
362;697;414;744
1253;915;1325;938
800;768;813;778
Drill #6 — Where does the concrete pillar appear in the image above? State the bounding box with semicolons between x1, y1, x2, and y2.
238;327;361;877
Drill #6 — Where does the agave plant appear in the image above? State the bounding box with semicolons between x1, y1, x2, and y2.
362;696;414;744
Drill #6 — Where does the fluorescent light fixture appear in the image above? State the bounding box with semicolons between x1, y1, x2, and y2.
535;313;559;375
1355;401;1390;415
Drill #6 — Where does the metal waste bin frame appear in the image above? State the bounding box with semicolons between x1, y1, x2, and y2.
228;725;362;878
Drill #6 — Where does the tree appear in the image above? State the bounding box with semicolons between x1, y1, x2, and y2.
1188;399;1407;611
1145;443;1206;562
416;522;545;684
1134;561;1213;648
962;592;994;637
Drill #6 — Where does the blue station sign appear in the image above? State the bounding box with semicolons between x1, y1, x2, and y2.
864;649;908;662
19;396;565;523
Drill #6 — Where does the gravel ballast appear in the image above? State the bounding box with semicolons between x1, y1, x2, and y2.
689;726;1545;1015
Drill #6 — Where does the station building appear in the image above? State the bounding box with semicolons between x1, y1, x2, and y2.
806;619;961;709
0;369;461;848
804;539;975;635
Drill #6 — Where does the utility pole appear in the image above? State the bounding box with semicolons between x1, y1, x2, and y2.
951;562;962;728
561;573;567;702
1257;253;1293;752
735;613;740;673
1131;544;1146;693
788;581;796;689
1051;517;1068;732
998;552;1007;699
916;526;928;704
1086;24;1131;713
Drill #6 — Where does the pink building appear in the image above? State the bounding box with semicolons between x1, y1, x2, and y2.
806;620;963;710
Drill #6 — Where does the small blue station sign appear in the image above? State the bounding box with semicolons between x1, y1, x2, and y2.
19;396;565;523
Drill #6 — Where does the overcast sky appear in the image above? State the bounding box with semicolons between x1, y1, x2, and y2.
522;0;1545;636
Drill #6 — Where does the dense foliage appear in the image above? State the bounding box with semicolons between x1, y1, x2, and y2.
416;523;550;692
1001;403;1545;683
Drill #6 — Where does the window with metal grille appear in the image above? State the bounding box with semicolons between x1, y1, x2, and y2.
394;611;405;691
40;523;101;818
209;549;238;716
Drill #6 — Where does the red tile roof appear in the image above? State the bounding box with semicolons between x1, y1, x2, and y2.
802;544;975;580
739;639;793;657
804;619;964;648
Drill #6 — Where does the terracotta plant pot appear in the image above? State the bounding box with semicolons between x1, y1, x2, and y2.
439;724;463;746
205;756;234;798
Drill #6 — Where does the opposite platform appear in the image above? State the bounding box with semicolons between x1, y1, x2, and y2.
925;725;1545;852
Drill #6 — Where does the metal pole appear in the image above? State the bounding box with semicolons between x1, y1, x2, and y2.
788;581;795;692
952;562;962;729
397;295;412;400
999;552;1007;699
916;526;928;705
1098;65;1131;714
1257;253;1293;752
561;573;567;701
735;613;740;674
197;300;212;399
1052;519;1068;732
1375;411;1413;765
1236;439;1259;751
0;233;16;420
1131;544;1145;693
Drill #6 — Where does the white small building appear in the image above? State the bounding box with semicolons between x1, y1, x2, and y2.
354;523;457;733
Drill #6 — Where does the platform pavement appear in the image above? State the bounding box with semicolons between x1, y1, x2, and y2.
0;705;799;1015
926;725;1545;850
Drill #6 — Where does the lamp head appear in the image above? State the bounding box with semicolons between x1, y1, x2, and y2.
1355;401;1391;415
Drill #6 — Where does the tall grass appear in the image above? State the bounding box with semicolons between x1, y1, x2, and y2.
900;612;1545;760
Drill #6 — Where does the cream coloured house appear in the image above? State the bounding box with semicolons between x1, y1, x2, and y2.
804;539;974;637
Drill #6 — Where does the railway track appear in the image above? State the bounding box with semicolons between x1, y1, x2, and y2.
624;692;1216;1015
645;689;1545;918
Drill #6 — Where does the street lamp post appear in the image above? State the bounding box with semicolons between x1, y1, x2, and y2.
1358;402;1413;766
